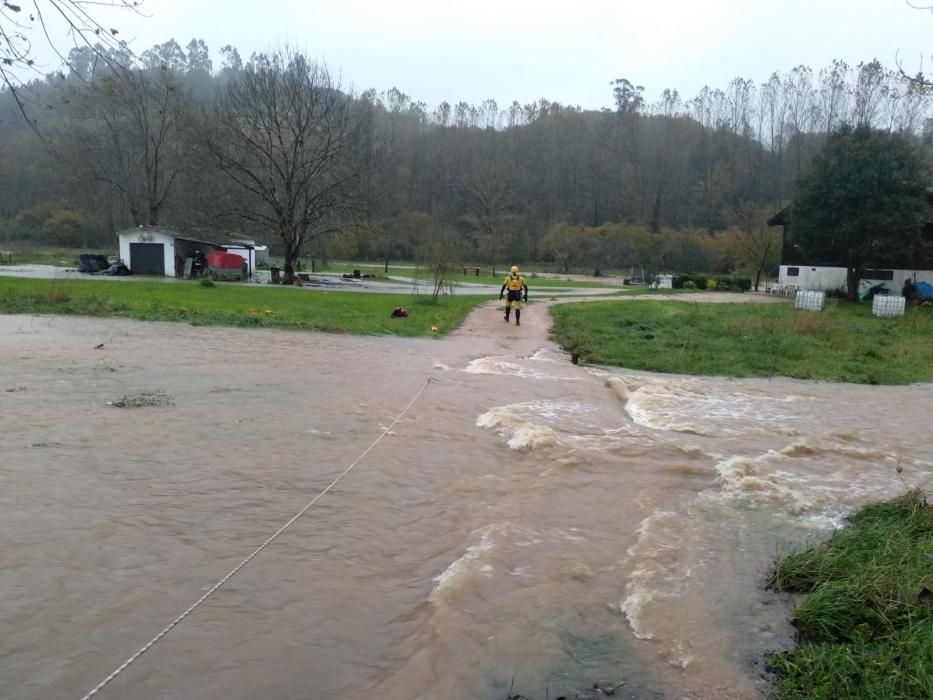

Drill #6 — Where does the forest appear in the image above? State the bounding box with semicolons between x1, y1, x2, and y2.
1;38;930;280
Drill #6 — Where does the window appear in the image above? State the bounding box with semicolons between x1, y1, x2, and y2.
864;269;894;281
786;267;800;277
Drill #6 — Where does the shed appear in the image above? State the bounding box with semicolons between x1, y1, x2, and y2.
117;227;256;278
117;227;178;276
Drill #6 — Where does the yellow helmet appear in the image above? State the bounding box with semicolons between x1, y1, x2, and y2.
510;265;519;274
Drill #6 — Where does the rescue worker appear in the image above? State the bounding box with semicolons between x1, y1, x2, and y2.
499;265;528;326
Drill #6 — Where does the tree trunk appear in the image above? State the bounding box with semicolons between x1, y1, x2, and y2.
384;254;389;274
754;249;769;291
846;266;860;302
283;239;300;286
650;190;662;233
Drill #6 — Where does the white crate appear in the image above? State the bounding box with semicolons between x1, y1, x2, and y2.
872;294;905;318
794;290;825;312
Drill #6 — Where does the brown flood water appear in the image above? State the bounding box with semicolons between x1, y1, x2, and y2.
2;301;932;700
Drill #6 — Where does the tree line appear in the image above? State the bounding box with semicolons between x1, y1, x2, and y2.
0;38;930;282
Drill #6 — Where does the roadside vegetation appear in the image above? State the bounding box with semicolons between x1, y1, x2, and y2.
768;490;933;699
0;277;483;337
550;299;933;384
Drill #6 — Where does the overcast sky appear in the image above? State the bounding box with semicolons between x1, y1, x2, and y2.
38;0;933;108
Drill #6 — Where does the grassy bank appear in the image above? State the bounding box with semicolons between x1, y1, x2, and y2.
768;491;933;699
550;299;933;384
0;277;483;336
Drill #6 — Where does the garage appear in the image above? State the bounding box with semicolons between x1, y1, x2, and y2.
128;243;165;275
118;227;177;276
117;226;258;279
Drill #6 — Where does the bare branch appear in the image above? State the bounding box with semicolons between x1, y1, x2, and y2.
1;0;143;129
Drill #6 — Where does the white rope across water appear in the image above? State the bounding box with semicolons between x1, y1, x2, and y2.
78;376;435;700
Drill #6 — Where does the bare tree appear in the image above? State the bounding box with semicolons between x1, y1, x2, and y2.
784;65;817;179
732;205;781;291
852;59;889;128
62;64;191;226
818;60;850;136
424;230;456;303
209;49;366;284
759;72;788;202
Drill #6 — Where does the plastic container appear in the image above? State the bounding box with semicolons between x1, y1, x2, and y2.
794;290;825;312
872;294;905;318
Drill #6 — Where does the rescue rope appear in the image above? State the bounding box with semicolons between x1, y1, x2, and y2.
78;376;435;700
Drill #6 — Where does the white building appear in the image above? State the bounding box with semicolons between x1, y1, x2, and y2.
768;207;933;296
117;227;257;278
778;265;933;295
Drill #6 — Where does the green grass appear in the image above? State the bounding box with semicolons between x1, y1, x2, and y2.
549;299;933;384
0;245;116;266
0;277;483;336
768;491;933;699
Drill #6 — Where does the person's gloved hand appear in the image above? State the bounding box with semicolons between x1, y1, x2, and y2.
499;293;503;300
523;293;528;302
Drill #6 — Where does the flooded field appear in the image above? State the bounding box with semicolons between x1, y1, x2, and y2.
2;304;931;699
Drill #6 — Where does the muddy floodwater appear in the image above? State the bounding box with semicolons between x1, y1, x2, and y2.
2;304;932;700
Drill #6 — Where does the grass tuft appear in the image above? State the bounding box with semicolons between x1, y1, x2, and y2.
768;491;933;699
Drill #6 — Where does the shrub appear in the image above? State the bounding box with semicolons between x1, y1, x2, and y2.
43;210;86;247
673;273;708;289
4;200;105;246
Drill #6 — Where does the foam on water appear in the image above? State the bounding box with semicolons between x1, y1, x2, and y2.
617;377;813;437
430;523;582;602
464;353;582;381
477;400;610;451
431;524;500;600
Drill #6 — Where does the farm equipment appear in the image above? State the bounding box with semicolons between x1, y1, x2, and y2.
206;250;247;281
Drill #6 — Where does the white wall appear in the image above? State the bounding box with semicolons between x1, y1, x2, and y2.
779;265;933;294
779;266;847;290
118;229;177;277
